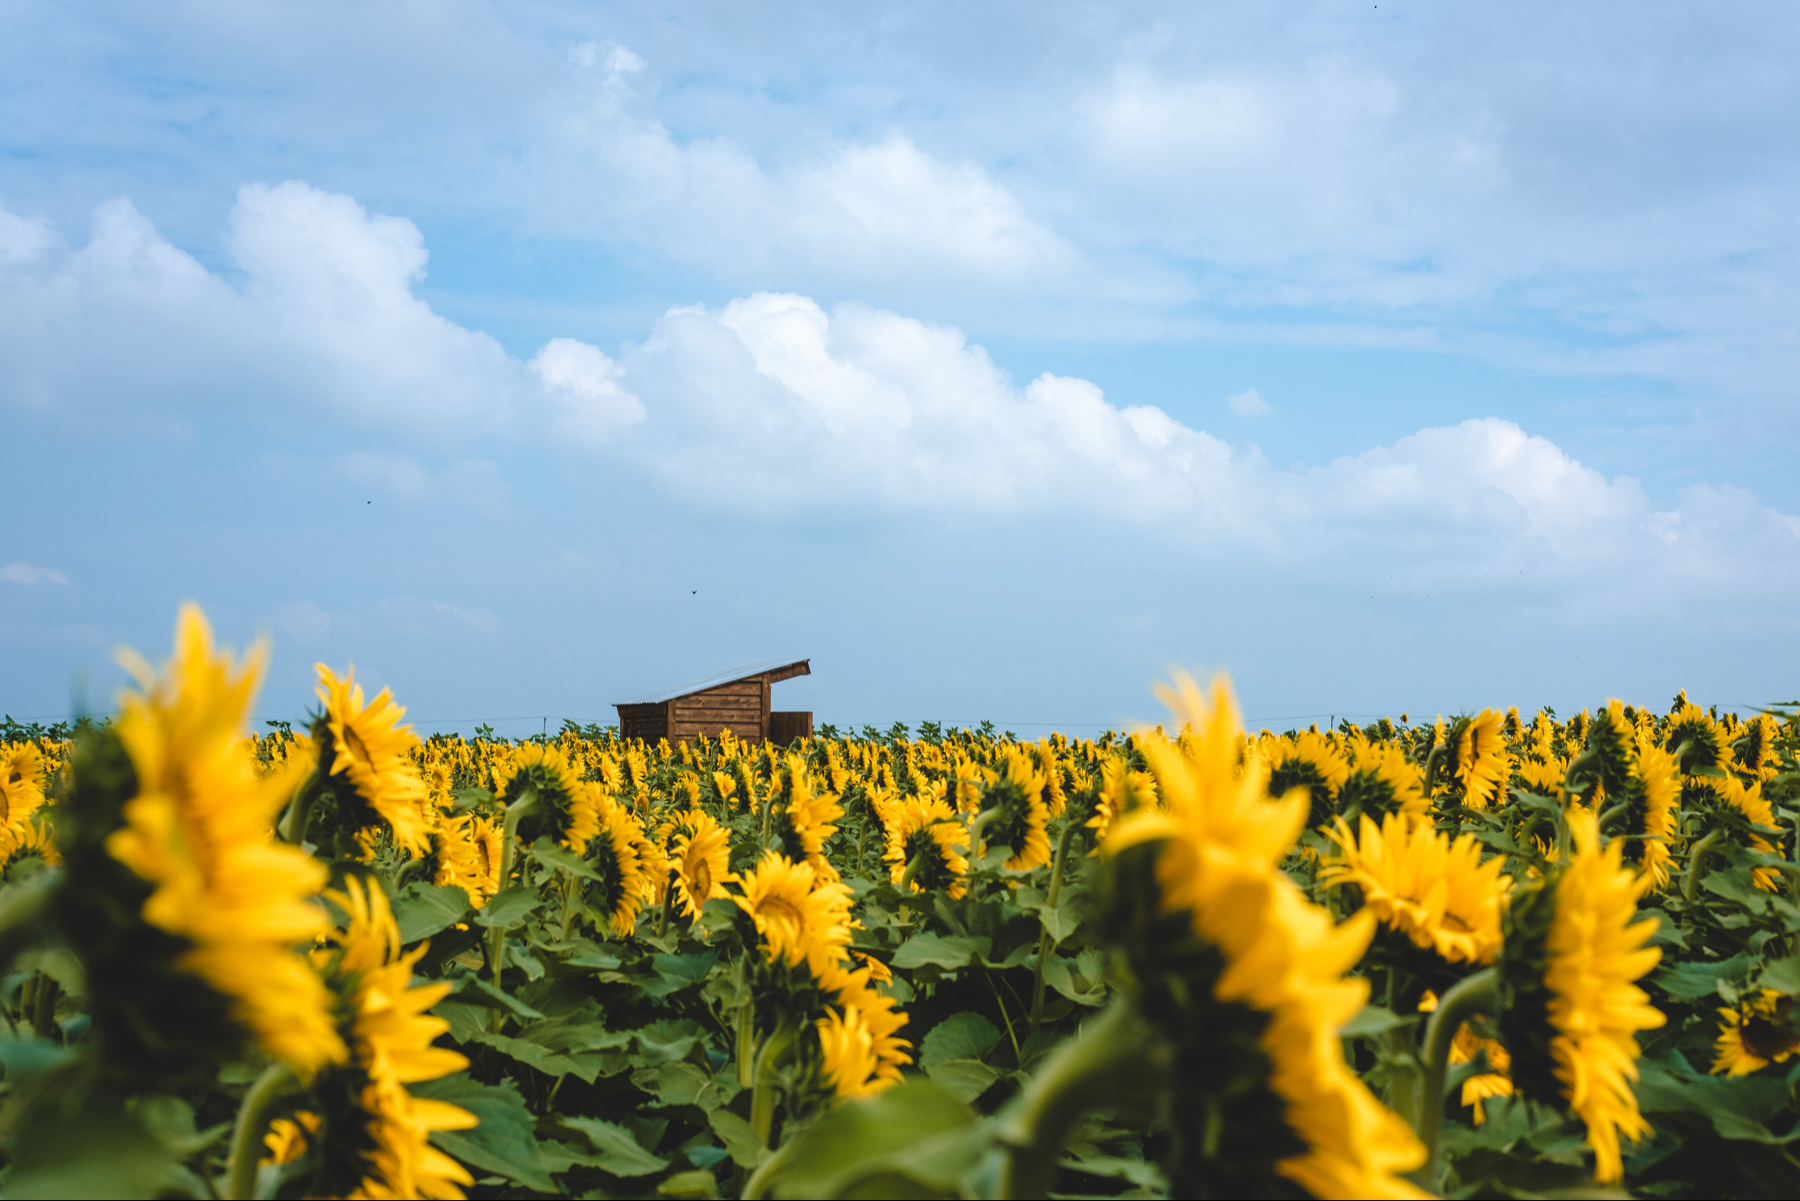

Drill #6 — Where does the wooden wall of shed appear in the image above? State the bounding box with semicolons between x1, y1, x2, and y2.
616;701;670;743
670;678;767;743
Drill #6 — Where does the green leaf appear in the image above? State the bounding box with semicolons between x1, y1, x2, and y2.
1636;1057;1797;1143
528;839;604;882
447;975;546;1019
433;1001;489;1044
639;952;719;999
473;885;542;928
412;1073;557;1192
1650;953;1759;1000
2;1088;176;1200
923;1058;1000;1103
1704;866;1771;914
1760;953;1800;994
469;1030;604;1082
891;932;987;971
707;1110;767;1169
920;1012;1000;1068
658;1168;722;1198
393;882;472;944
1341;1005;1416;1038
636;1018;705;1063
632;1062;740;1111
559;1116;672;1177
1041;953;1107;1007
760;1078;980;1200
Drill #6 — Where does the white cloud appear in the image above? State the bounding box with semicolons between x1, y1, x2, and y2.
532;43;1075;288
378;598;502;643
597;292;1800;608
1227;387;1270;415
270;600;332;643
530;337;645;444
0;562;70;586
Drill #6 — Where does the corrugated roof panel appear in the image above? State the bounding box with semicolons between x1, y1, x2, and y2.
614;659;810;706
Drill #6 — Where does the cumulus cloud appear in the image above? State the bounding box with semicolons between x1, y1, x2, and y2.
597;292;1800;609
531;41;1075;289
0;562;70;586
0;184;640;454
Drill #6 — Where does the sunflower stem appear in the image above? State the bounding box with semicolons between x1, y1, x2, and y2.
749;1021;797;1148
1414;967;1498;1188
1028;819;1081;1039
488;788;538;997
1598;802;1631;835
1684;827;1727;903
995;1000;1160;1201
736;980;757;1089
276;767;320;843
223;1062;300;1201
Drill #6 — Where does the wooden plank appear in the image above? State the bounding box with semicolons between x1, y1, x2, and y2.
762;661;811;685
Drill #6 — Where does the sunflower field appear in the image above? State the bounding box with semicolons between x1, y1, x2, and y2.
0;607;1798;1198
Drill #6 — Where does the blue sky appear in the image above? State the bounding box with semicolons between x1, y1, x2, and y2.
3;1;1798;736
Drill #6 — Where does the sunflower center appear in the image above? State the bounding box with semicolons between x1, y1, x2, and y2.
756;893;806;931
690;856;712;899
342;725;374;774
1742;1014;1800;1061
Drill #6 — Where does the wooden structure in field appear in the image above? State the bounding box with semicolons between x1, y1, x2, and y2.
614;659;813;746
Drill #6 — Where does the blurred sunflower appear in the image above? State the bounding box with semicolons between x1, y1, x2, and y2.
314;665;432;857
1;819;59;872
0;741;46;832
733;851;854;973
105;605;344;1077
980;749;1052;871
1105;673;1427;1199
1732;714;1783;782
1262;730;1350;828
814;1005;881;1100
1336;742;1427;824
300;877;477;1200
427;812;500;908
1087;756;1155;846
1712;990;1800;1076
882;795;969;898
670;808;733;921
1496;809;1664;1183
1322;812;1506;965
710;770;739;812
1664;698;1727;774
1446;709;1508;810
1719;774;1783;891
768;755;843;881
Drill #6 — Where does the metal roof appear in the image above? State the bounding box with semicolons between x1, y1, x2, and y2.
614;659;810;706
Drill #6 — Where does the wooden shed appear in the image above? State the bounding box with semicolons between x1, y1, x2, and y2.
614;659;813;746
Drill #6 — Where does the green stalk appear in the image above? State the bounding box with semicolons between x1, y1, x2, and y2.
736;981;757;1089
995;1000;1160;1200
749;1022;797;1148
0;870;55;970
1413;968;1498;1188
1683;827;1727;903
276;767;320;843
487;788;538;994
1598;802;1631;835
1028;820;1081;1038
223;1063;301;1201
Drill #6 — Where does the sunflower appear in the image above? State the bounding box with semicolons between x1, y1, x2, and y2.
1664;700;1727;774
314;665;431;857
427;812;501;908
1632;736;1680;891
301;877;477;1200
710;771;739;812
1446;709;1508;810
1450;1024;1514;1123
1322;812;1506;965
979;749;1052;871
1;818;60;872
105;604;345;1076
1105;673;1427;1199
768;755;844;880
586;793;649;937
882;795;969;899
494;744;598;855
1718;774;1783;891
0;741;47;831
1712;990;1800;1076
670;809;733;921
814;1006;881;1099
1262;730;1350;828
1086;756;1155;846
1035;741;1068;817
1336;743;1427;824
1496;809;1664;1183
817;957;912;1090
421;758;455;808
733;851;854;973
1578;703;1680;890
1513;754;1567;797
1732;715;1783;781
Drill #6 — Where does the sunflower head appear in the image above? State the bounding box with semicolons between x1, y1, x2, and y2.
1713;990;1800;1076
311;664;431;858
1336;742;1427;825
883;795;969;898
979;749;1051;871
583;794;649;937
1496;811;1664;1183
1732;714;1784;780
732;851;853;973
1444;709;1508;810
670;808;733;921
1322;812;1507;966
0;741;47;828
1665;701;1727;774
495;744;592;852
1262;730;1349;829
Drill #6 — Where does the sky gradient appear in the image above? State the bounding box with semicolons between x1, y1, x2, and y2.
3;1;1798;736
